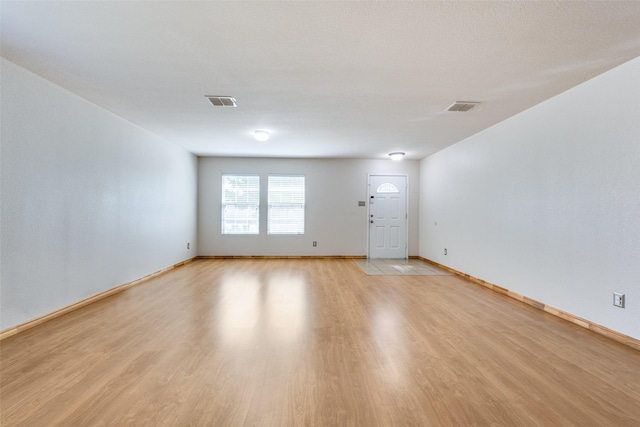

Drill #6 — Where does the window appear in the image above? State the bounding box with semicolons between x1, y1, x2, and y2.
268;175;305;235
221;175;260;234
376;183;399;193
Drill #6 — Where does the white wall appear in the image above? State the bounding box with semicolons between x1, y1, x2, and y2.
420;57;640;340
199;157;419;256
0;58;198;330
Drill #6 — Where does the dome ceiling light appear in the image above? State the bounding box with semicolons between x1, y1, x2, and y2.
389;152;405;161
254;130;270;142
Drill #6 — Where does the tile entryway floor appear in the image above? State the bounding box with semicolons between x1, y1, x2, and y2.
353;258;454;276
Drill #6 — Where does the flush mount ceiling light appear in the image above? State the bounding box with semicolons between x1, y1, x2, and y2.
254;130;270;142
389;152;405;161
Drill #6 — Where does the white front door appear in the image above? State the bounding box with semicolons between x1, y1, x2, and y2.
368;175;407;259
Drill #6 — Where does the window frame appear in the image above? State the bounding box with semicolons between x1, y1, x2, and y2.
221;174;260;235
267;174;306;236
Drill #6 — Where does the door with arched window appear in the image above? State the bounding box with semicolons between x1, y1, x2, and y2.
368;175;407;259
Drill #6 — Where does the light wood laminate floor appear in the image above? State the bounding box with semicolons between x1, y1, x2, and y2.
1;259;639;426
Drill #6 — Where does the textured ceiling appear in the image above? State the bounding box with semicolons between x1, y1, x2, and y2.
2;1;640;159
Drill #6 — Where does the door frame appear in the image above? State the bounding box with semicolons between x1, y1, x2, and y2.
366;174;409;259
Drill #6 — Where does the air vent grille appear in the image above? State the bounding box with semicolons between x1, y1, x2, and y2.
205;96;237;107
447;101;480;112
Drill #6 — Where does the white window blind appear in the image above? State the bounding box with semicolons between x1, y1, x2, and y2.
221;175;260;235
268;175;305;235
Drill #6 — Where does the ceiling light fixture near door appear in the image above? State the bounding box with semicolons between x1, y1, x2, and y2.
254;130;270;142
389;152;405;161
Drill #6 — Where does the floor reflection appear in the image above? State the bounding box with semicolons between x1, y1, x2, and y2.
216;272;261;347
215;269;309;349
371;302;408;387
265;271;309;346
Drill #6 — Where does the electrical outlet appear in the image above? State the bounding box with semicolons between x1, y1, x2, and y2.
187;242;190;250
613;292;625;308
444;248;447;256
313;241;317;247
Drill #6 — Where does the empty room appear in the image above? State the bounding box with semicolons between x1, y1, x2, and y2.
1;1;639;426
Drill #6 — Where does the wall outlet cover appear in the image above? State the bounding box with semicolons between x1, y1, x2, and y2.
613;292;625;308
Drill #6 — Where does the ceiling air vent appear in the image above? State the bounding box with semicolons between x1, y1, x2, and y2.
446;101;480;112
205;95;237;107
